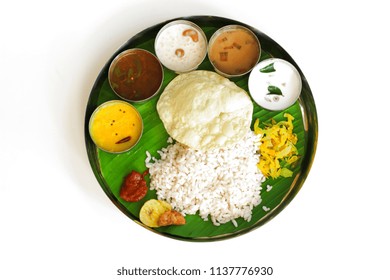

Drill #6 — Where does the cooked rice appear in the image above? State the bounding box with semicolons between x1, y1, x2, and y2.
145;130;265;226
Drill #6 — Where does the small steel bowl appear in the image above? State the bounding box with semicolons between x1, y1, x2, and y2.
108;48;163;103
89;100;144;153
208;25;261;77
155;20;207;73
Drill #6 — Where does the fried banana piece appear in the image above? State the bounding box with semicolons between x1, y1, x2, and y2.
157;210;186;226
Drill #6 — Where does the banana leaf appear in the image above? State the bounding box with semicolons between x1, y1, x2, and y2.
84;16;318;241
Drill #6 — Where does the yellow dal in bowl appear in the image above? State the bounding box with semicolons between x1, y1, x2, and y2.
89;100;143;153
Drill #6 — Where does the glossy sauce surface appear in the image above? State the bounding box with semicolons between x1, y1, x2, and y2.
89;101;143;153
209;26;260;76
109;49;163;101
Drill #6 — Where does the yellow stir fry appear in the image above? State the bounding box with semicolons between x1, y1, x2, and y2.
254;113;299;179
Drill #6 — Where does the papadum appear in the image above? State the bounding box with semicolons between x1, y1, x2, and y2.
157;70;253;150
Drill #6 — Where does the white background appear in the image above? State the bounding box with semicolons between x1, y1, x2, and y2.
1;0;389;279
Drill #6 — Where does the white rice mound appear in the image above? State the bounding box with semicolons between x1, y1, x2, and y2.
145;130;265;226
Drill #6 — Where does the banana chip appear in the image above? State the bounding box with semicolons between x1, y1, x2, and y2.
139;199;172;227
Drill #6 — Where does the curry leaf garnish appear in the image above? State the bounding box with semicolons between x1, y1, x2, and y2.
260;62;276;73
266;85;283;96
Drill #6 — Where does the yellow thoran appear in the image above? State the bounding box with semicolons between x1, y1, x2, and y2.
254;113;299;179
